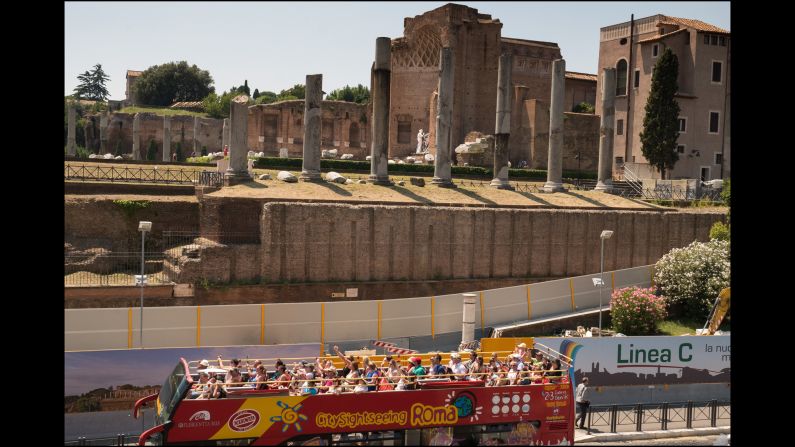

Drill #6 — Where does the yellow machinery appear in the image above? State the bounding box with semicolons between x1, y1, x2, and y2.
700;287;730;335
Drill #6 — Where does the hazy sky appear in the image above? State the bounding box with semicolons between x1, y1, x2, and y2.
65;2;730;101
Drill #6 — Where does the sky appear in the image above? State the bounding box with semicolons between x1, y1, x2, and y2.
65;2;730;101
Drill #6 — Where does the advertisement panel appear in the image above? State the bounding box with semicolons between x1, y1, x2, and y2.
536;336;730;387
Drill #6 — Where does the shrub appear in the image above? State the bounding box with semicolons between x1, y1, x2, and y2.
709;221;729;241
654;239;730;319
75;145;90;159
572;102;595;113
609;287;667;335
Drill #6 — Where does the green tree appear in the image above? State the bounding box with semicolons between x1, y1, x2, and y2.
255;91;278;104
134;61;214;106
73;64;111;101
326;84;371;104
252;89;260;100
278;84;305;100
202;90;246;119
640;48;681;179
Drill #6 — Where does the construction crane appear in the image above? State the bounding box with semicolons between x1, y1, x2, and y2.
700;287;730;335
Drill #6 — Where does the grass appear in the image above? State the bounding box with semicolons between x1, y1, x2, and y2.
119;106;208;118
657;317;730;336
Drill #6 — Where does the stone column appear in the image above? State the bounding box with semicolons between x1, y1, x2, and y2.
222;118;230;151
99;112;108;154
368;37;393;185
132;113;140;160
225;95;252;184
543;59;566;193
432;47;455;187
595;68;617;192
67;104;77;156
162;115;171;162
300;74;323;181
491;53;513;190
461;293;477;345
193;116;200;154
84;119;95;153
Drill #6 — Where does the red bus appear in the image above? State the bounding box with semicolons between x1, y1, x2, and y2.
134;353;574;445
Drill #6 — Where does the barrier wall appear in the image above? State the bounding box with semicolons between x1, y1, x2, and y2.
65;265;654;351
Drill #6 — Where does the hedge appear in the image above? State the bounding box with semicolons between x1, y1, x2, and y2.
252;157;596;180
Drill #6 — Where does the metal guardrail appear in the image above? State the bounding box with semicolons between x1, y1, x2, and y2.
64;164;223;186
66;434;139;446
585;399;729;434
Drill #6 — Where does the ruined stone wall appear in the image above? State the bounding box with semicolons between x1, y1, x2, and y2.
64;198;199;252
561;112;600;173
260;203;724;284
248;100;370;158
91;112;223;156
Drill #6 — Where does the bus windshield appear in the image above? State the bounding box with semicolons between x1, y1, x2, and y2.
157;358;193;425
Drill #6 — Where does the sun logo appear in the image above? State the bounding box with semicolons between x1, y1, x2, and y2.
269;401;308;433
445;391;483;422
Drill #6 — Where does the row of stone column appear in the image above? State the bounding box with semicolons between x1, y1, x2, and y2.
65;41;617;193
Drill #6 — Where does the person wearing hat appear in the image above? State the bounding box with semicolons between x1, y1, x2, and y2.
198;359;210;370
515;342;529;362
407;356;426;387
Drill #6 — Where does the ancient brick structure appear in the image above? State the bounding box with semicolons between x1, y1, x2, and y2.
247;100;370;158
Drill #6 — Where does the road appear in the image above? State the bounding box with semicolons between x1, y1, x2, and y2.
578;434;727;445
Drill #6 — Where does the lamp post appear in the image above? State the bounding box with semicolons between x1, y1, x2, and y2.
138;221;152;348
598;230;614;336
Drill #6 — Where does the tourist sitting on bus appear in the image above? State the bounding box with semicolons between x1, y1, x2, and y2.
377;373;395;391
547;359;563;383
508;353;525;371
253;364;269;390
428;353;447;378
191;371;211;398
380;354;393;369
532;350;545;366
531;364;544;384
342;361;361;391
488;352;503;369
406;356;426;389
506;362;520;385
486;365;501;387
275;365;291;389
514;342;530;362
364;362;381;391
270;359;285;380
301;365;318;395
225;367;245;388
209;375;227;399
449;352;468;380
320;368;338;394
518;364;533;385
353;378;369;393
333;345;357;378
197;359;211;371
469;356;486;381
217;355;243;371
462;349;477;370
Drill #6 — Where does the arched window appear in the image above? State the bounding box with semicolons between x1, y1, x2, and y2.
616;59;628;96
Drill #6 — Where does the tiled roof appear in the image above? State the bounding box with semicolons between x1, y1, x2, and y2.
662;16;729;34
565;71;597;82
127;70;143;77
637;28;689;44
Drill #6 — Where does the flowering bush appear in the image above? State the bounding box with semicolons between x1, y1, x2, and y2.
654;239;730;319
610;287;667;335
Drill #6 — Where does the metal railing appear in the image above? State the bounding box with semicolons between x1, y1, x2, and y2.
65;434;139;446
65;164;223;186
65;252;170;287
585;399;729;434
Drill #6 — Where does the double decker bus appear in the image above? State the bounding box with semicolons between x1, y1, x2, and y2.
134;345;574;445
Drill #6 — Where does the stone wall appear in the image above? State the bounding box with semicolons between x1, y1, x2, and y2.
85;113;223;157
64;198;199;252
260;203;724;284
523;101;600;172
248;100;370;158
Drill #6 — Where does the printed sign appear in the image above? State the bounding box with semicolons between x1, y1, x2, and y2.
537;335;730;387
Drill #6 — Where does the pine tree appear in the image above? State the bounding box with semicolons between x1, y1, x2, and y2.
73;64;111;101
640;48;681;179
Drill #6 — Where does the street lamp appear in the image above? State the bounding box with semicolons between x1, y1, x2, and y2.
598;230;613;337
138;221;152;348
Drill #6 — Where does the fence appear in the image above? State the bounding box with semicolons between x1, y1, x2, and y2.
65;265;654;351
65;252;170;287
585;400;730;433
64;164;223;186
65;435;139;446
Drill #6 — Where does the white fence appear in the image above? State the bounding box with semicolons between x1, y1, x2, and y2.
65;265;654;351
